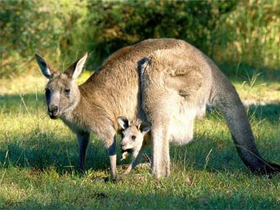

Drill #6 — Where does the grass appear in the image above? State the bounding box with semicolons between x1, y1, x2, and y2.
0;70;280;209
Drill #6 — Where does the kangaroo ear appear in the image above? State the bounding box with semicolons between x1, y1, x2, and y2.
117;116;130;130
140;121;151;135
65;53;88;79
35;54;55;79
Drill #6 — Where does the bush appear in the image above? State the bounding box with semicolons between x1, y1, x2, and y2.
0;0;87;78
214;0;280;69
78;0;237;69
1;0;279;78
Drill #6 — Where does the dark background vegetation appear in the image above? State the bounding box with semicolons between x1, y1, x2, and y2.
1;0;280;79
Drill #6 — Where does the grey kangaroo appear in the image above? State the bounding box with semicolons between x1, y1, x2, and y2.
35;38;279;179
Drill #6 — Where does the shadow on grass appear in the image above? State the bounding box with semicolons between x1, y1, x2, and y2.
0;132;115;174
171;134;280;175
206;103;280;122
247;103;280;122
1;125;279;177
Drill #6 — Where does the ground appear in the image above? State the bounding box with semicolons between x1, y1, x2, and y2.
0;71;279;209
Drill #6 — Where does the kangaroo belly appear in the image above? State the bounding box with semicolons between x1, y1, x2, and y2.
167;102;198;146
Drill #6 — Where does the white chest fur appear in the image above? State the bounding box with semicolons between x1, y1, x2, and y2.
167;101;197;145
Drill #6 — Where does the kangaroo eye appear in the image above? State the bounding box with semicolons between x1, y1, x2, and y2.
131;135;136;141
45;88;51;97
64;88;70;93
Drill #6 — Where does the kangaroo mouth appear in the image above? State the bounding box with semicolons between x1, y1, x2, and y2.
48;112;60;119
122;148;133;154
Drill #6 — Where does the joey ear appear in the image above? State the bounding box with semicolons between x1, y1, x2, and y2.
140;121;151;135
65;53;88;79
35;54;55;79
136;120;142;131
117;116;130;130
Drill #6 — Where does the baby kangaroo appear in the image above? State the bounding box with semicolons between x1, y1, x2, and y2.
117;116;151;174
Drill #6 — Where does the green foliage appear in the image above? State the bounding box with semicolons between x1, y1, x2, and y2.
214;0;280;69
78;0;238;68
1;0;280;78
0;0;87;78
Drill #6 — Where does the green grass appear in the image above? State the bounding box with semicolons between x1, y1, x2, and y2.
0;72;279;209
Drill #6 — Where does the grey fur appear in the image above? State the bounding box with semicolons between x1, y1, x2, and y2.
36;39;279;179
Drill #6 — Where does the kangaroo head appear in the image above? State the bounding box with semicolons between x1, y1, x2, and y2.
117;116;151;152
35;53;88;119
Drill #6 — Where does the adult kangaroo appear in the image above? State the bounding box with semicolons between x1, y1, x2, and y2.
35;38;280;179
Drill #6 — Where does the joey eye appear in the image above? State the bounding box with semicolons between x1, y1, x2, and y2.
64;88;70;93
131;135;136;141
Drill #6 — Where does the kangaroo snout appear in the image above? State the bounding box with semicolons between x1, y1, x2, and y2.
120;140;132;151
120;141;127;149
48;104;60;119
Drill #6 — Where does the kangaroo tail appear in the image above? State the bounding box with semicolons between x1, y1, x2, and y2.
210;68;280;175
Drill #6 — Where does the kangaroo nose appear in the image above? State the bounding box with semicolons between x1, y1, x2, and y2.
49;104;58;112
48;104;59;119
120;141;126;148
